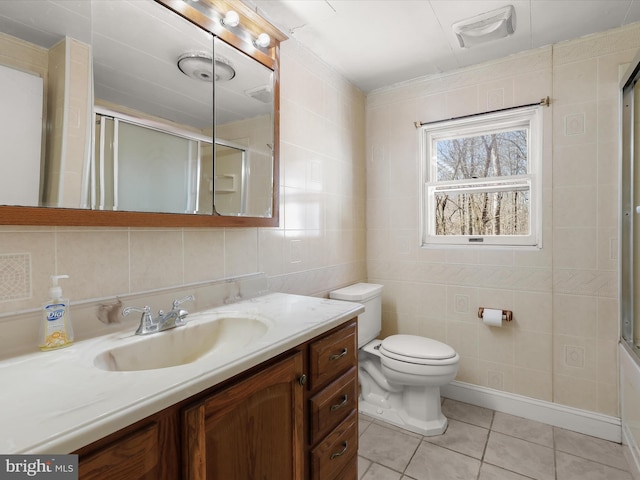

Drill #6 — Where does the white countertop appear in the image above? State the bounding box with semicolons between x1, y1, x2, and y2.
0;292;363;454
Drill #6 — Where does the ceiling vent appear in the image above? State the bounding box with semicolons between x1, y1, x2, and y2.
246;84;273;103
452;5;516;48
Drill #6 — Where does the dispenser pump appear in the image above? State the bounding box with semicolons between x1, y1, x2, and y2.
49;275;69;299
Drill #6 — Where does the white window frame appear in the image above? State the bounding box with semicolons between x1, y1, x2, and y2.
419;106;543;248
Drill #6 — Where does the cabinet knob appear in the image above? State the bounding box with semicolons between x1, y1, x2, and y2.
329;348;347;361
298;374;307;386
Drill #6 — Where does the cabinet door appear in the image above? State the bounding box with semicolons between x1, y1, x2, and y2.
183;353;305;480
78;422;160;480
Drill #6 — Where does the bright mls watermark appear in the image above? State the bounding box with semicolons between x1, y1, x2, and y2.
0;455;77;479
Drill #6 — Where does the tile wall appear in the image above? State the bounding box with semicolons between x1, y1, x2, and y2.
0;3;636;424
0;38;367;355
366;23;640;416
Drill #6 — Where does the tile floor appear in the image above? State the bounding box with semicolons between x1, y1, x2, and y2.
358;398;635;480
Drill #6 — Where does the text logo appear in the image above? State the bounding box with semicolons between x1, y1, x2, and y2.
0;455;77;479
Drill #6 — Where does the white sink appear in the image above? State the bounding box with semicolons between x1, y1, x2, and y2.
94;313;270;372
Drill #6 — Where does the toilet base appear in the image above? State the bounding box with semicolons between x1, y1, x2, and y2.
358;396;448;436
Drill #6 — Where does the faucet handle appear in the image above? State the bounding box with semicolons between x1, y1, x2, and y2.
172;295;194;310
122;305;151;317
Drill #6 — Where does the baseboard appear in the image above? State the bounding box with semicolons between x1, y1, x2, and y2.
441;380;622;443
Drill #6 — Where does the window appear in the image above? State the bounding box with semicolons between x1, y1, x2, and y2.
420;106;542;247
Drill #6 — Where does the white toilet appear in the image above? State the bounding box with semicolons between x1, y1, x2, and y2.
330;283;459;436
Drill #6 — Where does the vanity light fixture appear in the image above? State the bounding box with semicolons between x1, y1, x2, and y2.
254;32;271;48
452;5;515;48
221;10;240;27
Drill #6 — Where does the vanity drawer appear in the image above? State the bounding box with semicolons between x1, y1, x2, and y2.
310;410;357;480
309;322;356;390
309;367;357;444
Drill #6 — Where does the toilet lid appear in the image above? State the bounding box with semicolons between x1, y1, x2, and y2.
380;334;456;361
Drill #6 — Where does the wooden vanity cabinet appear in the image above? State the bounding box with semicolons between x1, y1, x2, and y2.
182;351;305;480
74;319;358;480
76;410;181;480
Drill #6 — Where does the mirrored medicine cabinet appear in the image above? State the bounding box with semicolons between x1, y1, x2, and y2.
0;0;286;227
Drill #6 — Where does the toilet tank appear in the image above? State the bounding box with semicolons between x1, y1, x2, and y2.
330;283;383;348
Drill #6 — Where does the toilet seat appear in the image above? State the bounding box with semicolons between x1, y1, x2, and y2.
380;334;458;365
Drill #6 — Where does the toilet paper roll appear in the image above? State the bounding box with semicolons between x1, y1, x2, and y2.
482;308;503;327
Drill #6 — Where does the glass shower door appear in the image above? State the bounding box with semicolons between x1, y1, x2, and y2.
621;61;640;353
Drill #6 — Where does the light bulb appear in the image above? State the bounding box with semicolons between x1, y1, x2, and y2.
221;10;239;27
254;33;270;48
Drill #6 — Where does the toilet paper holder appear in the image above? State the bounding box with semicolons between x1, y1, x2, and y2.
477;307;513;322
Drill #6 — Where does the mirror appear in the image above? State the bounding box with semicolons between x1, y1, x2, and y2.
213;37;274;217
0;0;283;226
0;1;92;209
91;0;214;215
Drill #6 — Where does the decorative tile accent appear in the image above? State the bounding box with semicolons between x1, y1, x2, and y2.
553;269;617;298
565;345;585;368
371;145;385;165
0;253;31;302
565;113;586;136
455;294;470;314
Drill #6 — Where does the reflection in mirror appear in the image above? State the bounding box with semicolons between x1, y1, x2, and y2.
0;1;92;208
91;0;214;214
213;37;274;217
0;0;216;214
94;110;214;214
0;0;283;225
215;140;247;215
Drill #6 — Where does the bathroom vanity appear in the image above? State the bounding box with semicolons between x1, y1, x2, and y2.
0;292;362;480
76;319;358;479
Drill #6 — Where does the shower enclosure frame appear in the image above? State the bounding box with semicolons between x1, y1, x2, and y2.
621;50;640;363
93;106;212;214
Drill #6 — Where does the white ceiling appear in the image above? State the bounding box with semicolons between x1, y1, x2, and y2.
245;0;640;92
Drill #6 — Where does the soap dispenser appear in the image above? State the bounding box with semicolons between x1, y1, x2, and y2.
39;275;74;351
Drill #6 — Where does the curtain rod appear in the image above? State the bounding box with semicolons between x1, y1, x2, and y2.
413;96;550;129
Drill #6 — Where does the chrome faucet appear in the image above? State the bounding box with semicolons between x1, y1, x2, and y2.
123;295;195;335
